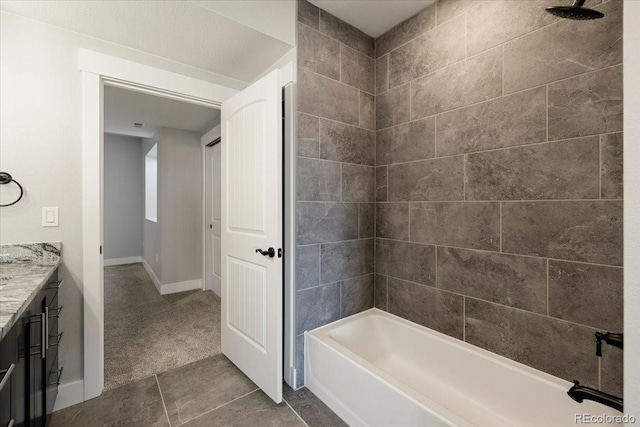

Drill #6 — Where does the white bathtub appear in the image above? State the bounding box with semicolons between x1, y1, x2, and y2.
305;309;622;427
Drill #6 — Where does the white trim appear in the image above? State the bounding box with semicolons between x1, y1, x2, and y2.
159;278;202;295
81;50;239;402
53;379;85;412
201;124;221;292
104;256;143;266
142;260;163;293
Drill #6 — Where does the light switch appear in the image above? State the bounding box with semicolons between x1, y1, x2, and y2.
42;207;59;227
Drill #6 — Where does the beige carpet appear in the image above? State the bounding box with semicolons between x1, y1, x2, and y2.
104;263;221;390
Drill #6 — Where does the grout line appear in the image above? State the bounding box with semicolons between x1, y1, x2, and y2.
463;296;466;342
599;135;603;200
501;44;505;96
371;133;611;165
299;61;375;97
340;164;343;201
434;246;438;287
463;154;467;201
298;20;374;60
298;272;374;293
546;85;549;142
385;275;389;311
285;398;311;427
359;198;621;205
174;389;260;427
155;374;172;427
464;10;468;59
374;237;623;269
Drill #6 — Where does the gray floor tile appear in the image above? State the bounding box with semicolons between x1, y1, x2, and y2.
284;385;347;427
157;354;258;426
182;390;306;427
49;376;169;427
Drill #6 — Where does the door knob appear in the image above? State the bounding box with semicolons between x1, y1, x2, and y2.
256;247;275;258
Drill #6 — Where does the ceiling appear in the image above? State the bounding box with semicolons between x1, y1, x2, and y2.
0;1;293;83
309;0;435;38
104;85;219;139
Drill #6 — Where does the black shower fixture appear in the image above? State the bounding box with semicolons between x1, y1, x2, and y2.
546;0;604;20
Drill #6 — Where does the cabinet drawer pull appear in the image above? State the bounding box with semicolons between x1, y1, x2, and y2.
0;363;15;392
41;312;46;359
48;306;63;318
49;331;64;347
48;367;63;386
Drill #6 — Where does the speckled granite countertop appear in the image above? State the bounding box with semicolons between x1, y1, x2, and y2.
0;242;62;340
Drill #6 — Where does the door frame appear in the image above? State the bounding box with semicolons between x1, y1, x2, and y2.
79;49;295;402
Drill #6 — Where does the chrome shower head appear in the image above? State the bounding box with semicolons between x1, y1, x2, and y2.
546;0;604;20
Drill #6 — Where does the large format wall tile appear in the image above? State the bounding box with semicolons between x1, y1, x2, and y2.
375;239;435;286
296;244;320;291
376;118;435;165
374;274;388;311
376;5;436;58
298;113;319;158
376;203;409;240
502;201;623;266
298;24;340;80
548;65;623;140
437;247;547;313
341;45;375;93
388;157;464;201
411;47;502;119
436;0;477;25
376;84;410;129
297;158;341;201
600;133;623;199
388;277;463;339
296;283;341;334
319;119;375;165
466;0;558;56
504;0;621;93
465;137;600;200
359;92;375;131
410;202;500;250
321;239;374;284
376;166;388;201
297;202;358;244
341;275;374;317
601;347;623;397
319;10;374;57
435;87;547;156
389;15;465;88
376;55;389;94
549;260;623;331
465;298;599;386
299;68;360;126
342;164;375;202
298;0;319;29
359;203;375;238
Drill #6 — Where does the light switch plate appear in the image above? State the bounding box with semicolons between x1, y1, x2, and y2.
42;207;59;227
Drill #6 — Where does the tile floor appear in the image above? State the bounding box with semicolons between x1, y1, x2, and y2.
104;264;221;390
49;353;346;427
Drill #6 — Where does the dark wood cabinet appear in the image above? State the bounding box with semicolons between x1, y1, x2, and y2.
0;268;61;427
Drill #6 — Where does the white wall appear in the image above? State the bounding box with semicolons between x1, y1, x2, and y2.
624;0;640;419
104;134;143;261
142;129;202;287
0;10;243;386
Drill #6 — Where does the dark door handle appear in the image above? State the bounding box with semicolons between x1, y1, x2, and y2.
256;247;275;258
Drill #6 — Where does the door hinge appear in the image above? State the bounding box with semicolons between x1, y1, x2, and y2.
100;245;102;255
278;248;283;258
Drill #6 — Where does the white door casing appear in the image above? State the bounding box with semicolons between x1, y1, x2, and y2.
221;69;283;403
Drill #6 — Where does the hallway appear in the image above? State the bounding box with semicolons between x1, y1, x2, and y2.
104;263;221;390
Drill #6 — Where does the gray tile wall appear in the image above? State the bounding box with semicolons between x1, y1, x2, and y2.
373;0;623;396
295;0;376;387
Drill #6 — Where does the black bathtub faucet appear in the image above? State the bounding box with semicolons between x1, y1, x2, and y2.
567;381;623;412
595;331;623;357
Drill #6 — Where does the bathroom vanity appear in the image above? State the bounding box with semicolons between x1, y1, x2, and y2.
0;243;63;427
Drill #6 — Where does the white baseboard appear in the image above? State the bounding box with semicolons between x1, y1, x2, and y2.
53;379;84;411
104;256;142;266
142;260;162;294
160;278;202;295
142;260;201;295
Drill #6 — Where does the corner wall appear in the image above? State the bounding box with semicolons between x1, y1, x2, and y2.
295;0;376;387
374;0;622;394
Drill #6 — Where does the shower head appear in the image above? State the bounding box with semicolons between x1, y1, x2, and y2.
545;0;604;20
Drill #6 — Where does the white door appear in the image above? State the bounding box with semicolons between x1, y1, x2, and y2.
205;143;222;295
221;69;283;403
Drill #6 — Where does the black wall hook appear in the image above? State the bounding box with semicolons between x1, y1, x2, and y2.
0;172;25;207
